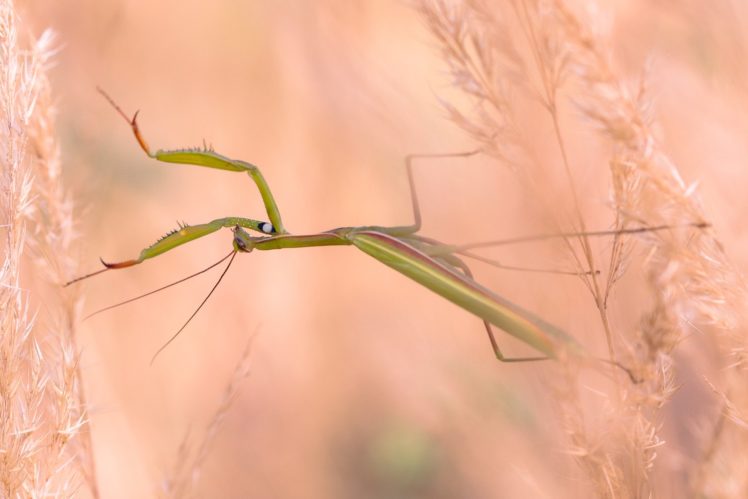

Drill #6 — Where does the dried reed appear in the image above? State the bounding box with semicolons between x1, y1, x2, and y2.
158;334;256;499
0;0;97;496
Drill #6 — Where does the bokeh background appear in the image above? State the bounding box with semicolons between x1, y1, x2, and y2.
18;0;748;497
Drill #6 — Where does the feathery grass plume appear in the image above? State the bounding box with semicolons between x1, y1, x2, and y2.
551;2;748;497
418;0;747;496
0;0;97;496
418;1;631;495
158;335;255;498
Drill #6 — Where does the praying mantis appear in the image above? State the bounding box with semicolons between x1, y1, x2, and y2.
68;90;705;367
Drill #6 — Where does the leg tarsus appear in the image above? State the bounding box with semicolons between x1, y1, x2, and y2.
395;150;482;235
404;154;422;232
482;319;549;363
97;87;153;156
599;358;641;384
64;256;144;287
444;250;550;363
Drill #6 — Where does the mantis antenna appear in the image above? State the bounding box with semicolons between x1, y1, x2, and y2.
83;250;236;320
150;250;238;364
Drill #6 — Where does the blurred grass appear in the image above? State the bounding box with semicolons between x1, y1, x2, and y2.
18;0;748;496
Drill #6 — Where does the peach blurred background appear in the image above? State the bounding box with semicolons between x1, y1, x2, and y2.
20;0;748;497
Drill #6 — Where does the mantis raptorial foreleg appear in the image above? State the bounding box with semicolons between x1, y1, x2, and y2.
65;217;270;285
97;88;287;234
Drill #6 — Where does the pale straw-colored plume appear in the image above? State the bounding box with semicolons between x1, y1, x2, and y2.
417;0;748;497
0;0;97;496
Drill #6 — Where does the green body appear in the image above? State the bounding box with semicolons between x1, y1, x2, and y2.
347;231;570;357
223;226;579;359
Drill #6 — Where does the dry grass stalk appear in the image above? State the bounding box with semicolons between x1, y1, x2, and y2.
158;334;256;499
418;0;747;496
0;0;97;496
552;2;748;497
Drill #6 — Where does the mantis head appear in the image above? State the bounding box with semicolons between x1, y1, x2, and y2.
232;226;255;253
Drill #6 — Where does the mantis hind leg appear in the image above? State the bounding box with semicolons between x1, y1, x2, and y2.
375;150;482;237
437;252;548;363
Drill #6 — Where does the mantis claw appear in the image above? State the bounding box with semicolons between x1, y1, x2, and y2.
97;88;152;156
100;257;141;269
